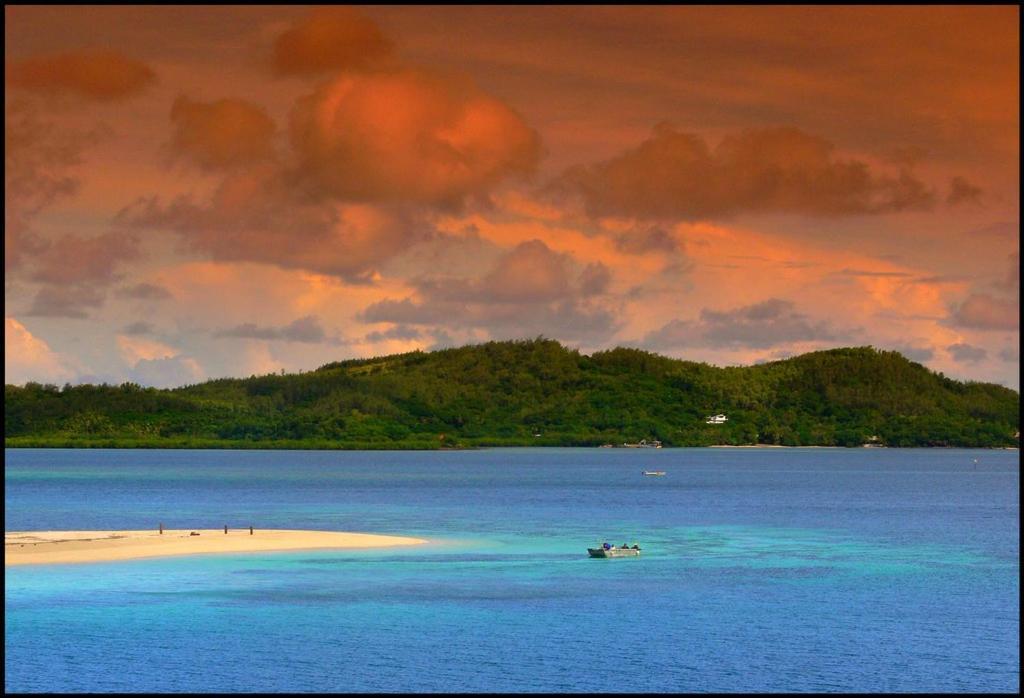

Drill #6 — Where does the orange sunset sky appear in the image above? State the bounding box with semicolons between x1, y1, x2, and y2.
4;5;1020;388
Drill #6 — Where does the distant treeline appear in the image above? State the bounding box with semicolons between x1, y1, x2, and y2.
5;339;1020;449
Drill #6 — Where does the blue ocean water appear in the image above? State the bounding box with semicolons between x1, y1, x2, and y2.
4;447;1019;693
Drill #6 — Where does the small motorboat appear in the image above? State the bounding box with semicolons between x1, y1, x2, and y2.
588;542;641;558
622;439;662;448
642;470;666;476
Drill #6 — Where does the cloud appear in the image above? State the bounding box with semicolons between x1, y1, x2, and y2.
30;230;141;286
578;262;611;296
997;251;1019;292
947;176;983;206
215;315;327;343
25;285;105;318
169;96;277;170
4;102;81;211
949;293;1019;331
643;298;850;350
6;49;155;100
425;330;458;351
885;344;934;363
4;101;102;272
402;239;574;305
6;100;131;313
612;225;679;254
364;324;422;343
120;168;427;282
19;231;142;319
272;7;394;76
123;20;541;284
128;356;204;389
947;343;987;363
837;268;912;278
5;317;79;385
700;299;848;347
4;219;48;275
122;321;156;335
478;239;570;302
116;335;178;365
117;282;173;301
360;239;619;344
360;298;446;325
289;67;542;207
363;298;618;345
554;124;934;220
968;221;1017;238
945;252;1018;332
912;274;969;284
883;145;928;168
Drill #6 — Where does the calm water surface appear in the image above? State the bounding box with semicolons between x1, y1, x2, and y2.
4;447;1019;692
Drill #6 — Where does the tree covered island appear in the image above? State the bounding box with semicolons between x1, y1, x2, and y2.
5;339;1019;449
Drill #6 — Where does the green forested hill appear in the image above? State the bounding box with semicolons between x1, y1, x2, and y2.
4;339;1019;448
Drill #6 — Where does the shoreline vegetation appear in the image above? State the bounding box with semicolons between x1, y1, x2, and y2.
5;529;428;566
5;439;1019;450
6;339;1019;450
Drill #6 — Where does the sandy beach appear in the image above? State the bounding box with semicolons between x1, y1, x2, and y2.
5;529;428;566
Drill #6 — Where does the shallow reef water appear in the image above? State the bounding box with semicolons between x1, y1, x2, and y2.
5;447;1019;692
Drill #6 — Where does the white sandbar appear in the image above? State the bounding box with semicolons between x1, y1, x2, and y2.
5;529;427;566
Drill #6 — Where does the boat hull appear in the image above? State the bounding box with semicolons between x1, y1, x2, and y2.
588;547;641;558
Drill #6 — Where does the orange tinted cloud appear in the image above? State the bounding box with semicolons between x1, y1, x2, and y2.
361;239;618;343
479;239;570;302
611;225;679;254
273;7;393;76
170;96;276;170
289;68;542;207
30;230;140;286
643;298;852;351
556;124;934;220
122;167;427;282
605;218;973;366
116;283;173;301
4;101;97;271
18;229;140;318
6;48;155;100
578;262;611;296
5;317;79;384
950;294;1019;331
2;6;1017;388
214;315;329;344
25;285;105;318
947;342;987;364
373;6;1017;176
947;176;983;207
116;335;178;365
128;356;204;388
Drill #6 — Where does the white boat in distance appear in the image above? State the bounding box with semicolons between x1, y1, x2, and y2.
642;470;666;476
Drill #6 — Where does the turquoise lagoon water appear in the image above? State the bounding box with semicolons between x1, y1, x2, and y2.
4;447;1019;693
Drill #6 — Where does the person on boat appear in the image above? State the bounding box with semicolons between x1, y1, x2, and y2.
621;543;629;549
602;542;611;550
632;544;640;550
